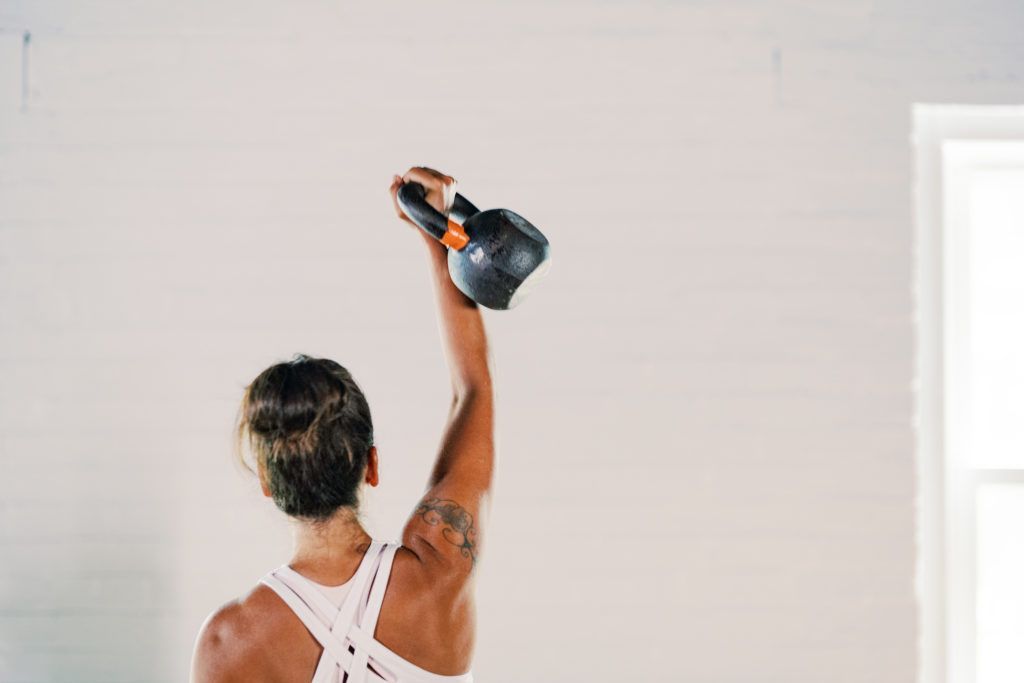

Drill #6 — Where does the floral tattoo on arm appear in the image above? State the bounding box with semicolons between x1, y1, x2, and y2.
415;497;478;566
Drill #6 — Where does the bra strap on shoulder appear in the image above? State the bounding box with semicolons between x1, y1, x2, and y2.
332;541;385;631
362;543;399;634
347;542;399;683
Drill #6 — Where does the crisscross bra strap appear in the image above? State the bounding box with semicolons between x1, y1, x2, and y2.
259;541;387;682
259;573;356;673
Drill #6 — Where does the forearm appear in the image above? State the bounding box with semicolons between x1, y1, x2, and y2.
418;237;495;526
421;238;493;398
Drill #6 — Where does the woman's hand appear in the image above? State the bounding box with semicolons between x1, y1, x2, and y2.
388;167;458;236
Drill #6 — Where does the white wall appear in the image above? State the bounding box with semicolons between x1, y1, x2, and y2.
1;2;1021;682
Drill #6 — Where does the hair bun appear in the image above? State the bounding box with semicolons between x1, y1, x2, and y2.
250;407;317;440
236;354;374;519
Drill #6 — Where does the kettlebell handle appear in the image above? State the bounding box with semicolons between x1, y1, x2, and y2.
396;182;480;250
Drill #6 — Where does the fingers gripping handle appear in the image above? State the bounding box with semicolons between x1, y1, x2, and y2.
396;182;446;240
396;182;479;250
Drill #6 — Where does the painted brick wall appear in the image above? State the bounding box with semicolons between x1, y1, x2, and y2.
1;1;1021;681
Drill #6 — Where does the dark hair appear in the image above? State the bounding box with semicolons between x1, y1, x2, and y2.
235;353;373;520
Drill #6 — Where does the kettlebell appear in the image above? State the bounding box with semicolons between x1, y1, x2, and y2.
397;182;551;310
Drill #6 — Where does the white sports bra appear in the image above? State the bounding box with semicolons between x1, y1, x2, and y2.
260;540;474;683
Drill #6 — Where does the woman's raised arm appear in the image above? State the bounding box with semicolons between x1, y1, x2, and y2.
388;168;495;574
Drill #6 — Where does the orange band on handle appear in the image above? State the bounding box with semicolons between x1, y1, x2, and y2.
440;219;470;250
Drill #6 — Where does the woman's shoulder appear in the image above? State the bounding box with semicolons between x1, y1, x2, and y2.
191;583;312;683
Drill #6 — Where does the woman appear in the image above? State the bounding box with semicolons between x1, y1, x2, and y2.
191;167;493;683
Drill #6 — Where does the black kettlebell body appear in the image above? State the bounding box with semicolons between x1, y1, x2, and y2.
397;182;551;310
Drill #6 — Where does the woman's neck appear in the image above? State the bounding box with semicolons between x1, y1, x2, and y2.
289;507;373;584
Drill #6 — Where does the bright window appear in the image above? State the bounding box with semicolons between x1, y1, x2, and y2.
915;106;1024;683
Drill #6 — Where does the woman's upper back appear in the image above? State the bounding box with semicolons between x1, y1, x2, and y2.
191;541;475;683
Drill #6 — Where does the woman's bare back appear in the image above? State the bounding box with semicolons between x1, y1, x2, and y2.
194;545;476;682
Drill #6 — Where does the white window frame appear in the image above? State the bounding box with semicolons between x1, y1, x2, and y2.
914;104;1024;683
